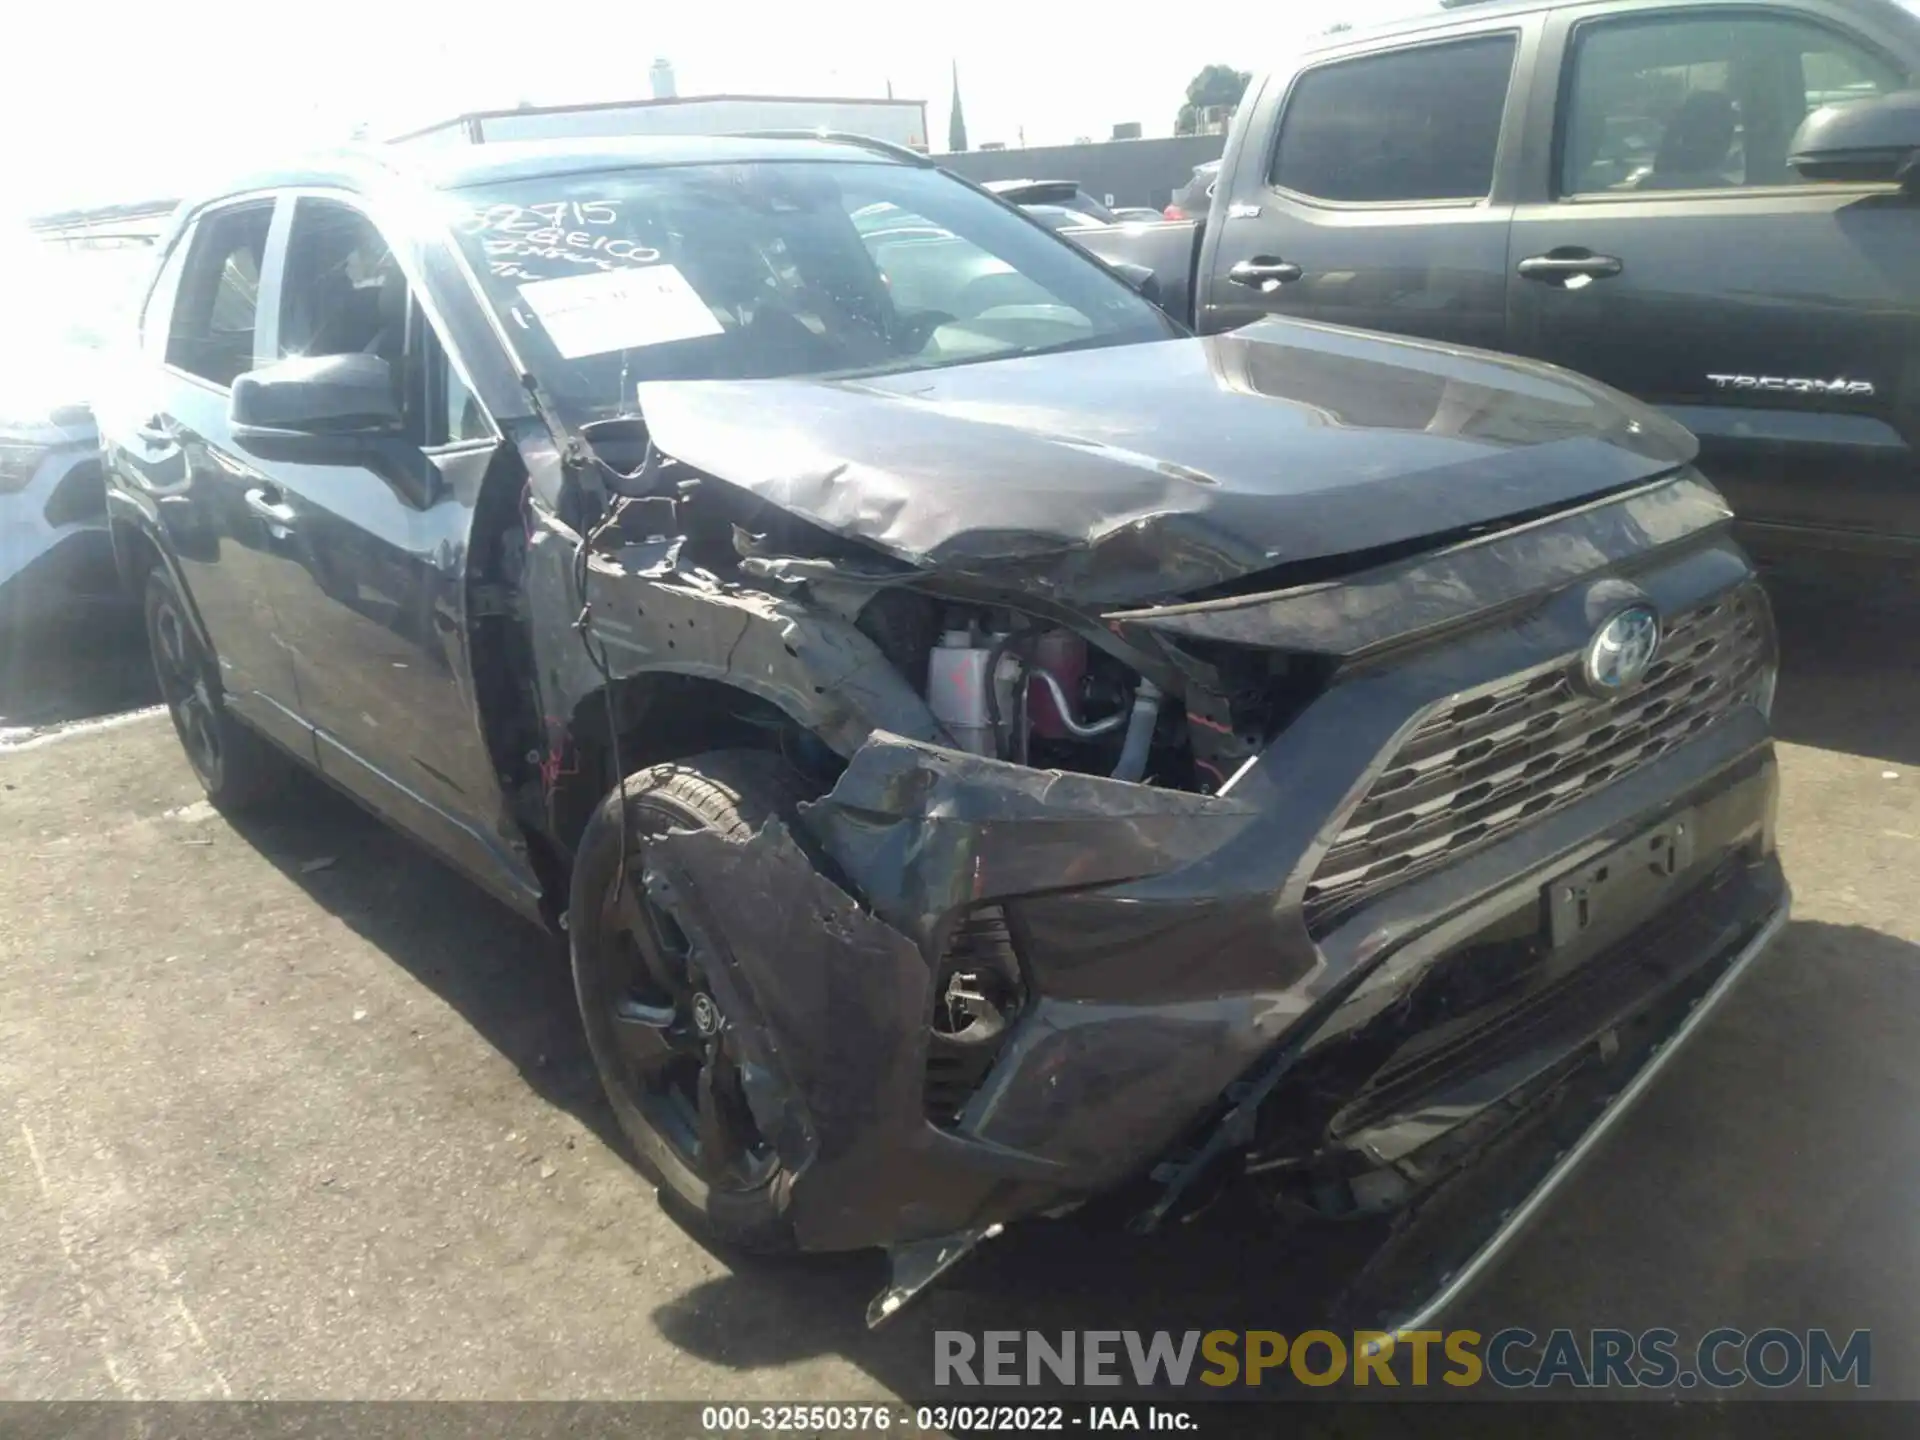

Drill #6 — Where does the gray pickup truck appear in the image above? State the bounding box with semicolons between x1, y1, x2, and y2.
1075;0;1920;561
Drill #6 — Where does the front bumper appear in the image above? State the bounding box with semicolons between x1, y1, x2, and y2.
1379;889;1787;1338
645;530;1783;1258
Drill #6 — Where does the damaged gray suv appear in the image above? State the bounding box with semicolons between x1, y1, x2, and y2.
100;135;1789;1324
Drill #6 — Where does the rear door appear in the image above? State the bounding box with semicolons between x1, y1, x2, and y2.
1198;22;1538;351
247;194;522;892
125;200;312;757
1506;0;1920;549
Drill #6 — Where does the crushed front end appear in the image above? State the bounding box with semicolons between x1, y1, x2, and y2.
596;465;1785;1318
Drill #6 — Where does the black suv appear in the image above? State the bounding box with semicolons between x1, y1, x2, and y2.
101;136;1787;1322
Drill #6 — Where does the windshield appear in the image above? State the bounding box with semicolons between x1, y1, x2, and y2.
447;159;1179;424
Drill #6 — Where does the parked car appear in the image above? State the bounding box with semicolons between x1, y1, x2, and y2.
1163;159;1219;219
983;177;1120;224
1019;201;1111;233
101;134;1787;1324
0;233;154;629
1075;0;1920;563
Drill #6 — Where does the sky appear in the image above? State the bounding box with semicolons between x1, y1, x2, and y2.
2;0;1421;219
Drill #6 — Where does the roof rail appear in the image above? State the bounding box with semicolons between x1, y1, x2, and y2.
729;129;935;166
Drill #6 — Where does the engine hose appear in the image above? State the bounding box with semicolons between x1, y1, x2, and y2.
1027;669;1132;739
1110;680;1163;782
983;632;1021;758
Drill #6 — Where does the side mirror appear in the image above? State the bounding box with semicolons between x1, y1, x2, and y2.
1789;89;1920;195
230;352;401;464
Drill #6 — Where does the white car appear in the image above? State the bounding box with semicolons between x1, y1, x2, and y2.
0;232;154;630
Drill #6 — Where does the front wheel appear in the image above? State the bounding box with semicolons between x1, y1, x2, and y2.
568;750;817;1251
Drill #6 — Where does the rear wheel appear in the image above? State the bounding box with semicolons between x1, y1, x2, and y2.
568;750;816;1251
143;567;290;811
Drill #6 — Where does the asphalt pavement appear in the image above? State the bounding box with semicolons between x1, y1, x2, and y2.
2;574;1918;1402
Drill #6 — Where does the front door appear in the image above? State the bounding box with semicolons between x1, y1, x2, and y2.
249;195;524;895
1199;27;1533;352
1506;3;1920;550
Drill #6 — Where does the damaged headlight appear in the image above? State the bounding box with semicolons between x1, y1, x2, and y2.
0;439;48;493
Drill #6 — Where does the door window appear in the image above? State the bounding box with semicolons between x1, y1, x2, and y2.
1560;13;1911;196
165;205;272;387
1269;35;1519;203
279;198;490;450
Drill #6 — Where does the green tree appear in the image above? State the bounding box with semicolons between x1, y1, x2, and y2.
1175;64;1252;135
948;60;969;152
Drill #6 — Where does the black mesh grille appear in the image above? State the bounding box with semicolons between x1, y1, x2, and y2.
1303;589;1769;936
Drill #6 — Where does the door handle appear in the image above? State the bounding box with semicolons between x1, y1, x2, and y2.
245;485;297;532
1227;256;1304;290
1517;251;1624;285
134;415;174;445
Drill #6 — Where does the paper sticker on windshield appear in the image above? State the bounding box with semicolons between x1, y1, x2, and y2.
517;265;722;358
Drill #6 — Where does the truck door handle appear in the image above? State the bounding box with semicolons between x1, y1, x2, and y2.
1517;250;1623;285
245;485;297;533
1227;256;1304;290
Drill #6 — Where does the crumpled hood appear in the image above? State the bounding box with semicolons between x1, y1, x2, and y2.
637;317;1698;606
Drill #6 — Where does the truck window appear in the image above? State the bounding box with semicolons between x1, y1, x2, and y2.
1560;13;1910;196
165;205;272;389
1269;35;1518;204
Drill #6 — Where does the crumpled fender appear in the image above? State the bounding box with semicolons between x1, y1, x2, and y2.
644;816;1069;1251
794;731;1262;946
644;818;927;1175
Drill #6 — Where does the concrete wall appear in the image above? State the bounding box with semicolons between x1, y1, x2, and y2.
936;135;1225;210
464;99;930;152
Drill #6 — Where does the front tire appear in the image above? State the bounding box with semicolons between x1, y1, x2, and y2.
143;567;291;812
569;749;816;1252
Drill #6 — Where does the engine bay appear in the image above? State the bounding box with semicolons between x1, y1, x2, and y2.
562;417;1334;802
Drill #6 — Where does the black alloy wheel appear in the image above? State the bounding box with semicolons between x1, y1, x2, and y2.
598;849;779;1194
569;750;817;1250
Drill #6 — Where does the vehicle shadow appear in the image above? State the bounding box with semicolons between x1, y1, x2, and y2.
1764;559;1920;768
218;772;629;1158
1445;919;1920;1397
0;606;156;732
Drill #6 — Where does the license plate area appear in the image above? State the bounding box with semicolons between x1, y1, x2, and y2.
1547;810;1695;950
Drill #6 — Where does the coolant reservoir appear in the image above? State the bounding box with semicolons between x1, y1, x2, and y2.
928;631;1014;757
